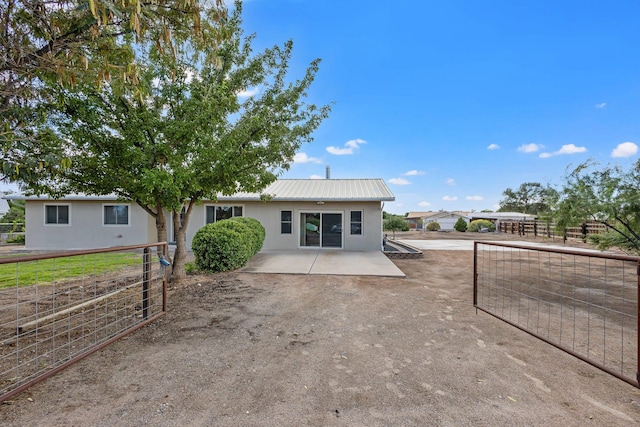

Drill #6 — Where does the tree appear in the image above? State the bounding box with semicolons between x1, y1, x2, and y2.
454;217;467;232
1;0;227;179
555;160;640;253
498;182;558;215
384;216;408;238
14;3;331;280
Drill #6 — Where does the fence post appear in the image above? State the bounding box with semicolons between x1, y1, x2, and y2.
143;248;150;319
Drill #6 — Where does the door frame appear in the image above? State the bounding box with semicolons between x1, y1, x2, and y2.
298;210;344;249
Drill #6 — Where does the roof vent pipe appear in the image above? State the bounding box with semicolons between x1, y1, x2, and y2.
326;166;331;179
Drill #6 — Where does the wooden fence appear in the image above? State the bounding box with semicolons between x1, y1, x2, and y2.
498;220;606;241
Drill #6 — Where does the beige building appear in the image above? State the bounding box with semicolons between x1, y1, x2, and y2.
18;179;395;252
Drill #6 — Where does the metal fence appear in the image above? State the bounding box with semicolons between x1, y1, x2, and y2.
0;242;168;402
474;241;639;388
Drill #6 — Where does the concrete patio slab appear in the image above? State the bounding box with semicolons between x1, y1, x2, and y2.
401;239;611;254
240;250;405;277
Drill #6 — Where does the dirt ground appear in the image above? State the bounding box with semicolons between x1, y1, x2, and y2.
1;231;640;426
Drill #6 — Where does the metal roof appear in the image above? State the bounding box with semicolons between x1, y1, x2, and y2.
9;179;395;203
219;179;395;202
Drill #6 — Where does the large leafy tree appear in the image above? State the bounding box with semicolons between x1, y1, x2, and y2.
1;0;227;178
555;160;640;253
17;3;331;280
498;182;558;216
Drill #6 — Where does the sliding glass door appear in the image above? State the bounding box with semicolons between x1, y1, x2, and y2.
299;212;343;248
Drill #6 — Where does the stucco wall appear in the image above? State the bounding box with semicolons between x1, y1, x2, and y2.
25;200;151;250
25;199;385;252
182;201;384;252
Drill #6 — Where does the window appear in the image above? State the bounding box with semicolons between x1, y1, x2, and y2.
45;205;69;225
205;205;243;224
104;205;129;225
281;210;292;234
350;210;362;235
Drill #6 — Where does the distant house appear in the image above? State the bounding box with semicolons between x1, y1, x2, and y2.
13;179;395;252
405;211;469;231
405;212;432;230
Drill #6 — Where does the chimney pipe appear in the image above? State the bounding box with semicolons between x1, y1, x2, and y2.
326;166;331;179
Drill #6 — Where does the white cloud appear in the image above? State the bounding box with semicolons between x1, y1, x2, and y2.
611;142;638;158
309;174;324;180
396;203;404;207
446;178;456;186
487;144;500;150
389;178;411;185
518;143;544;153
539;144;587;158
442;196;458;201
293;152;322;164
466;195;483;201
595;102;607;109
418;201;431;207
327;138;366;155
404;170;425;176
237;87;259;98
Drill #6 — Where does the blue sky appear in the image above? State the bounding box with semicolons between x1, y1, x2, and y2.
237;0;640;214
4;1;640;215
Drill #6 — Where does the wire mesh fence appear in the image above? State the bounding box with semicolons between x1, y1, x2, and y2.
0;243;167;402
474;241;639;388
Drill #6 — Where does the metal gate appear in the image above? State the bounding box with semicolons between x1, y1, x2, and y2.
0;242;168;402
474;241;639;388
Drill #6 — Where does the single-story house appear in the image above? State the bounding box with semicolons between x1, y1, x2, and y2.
14;179;395;252
406;211;470;231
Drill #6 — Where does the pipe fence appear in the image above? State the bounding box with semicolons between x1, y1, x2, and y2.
474;241;639;388
0;242;168;402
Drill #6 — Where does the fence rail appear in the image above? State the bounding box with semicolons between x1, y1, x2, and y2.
0;242;168;402
473;241;639;388
498;219;606;241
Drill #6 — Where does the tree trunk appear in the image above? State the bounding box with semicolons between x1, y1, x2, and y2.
172;209;187;281
170;200;195;282
155;207;169;259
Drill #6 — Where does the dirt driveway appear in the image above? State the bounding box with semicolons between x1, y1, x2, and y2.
1;232;640;426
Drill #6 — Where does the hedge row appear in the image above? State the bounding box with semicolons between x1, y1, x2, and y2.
192;217;265;273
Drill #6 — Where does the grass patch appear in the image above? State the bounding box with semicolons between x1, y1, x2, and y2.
0;252;142;289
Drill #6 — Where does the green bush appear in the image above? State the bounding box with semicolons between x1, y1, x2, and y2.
228;217;266;254
192;217;265;273
426;221;441;231
454;217;468;232
184;262;199;275
468;219;496;233
6;234;25;244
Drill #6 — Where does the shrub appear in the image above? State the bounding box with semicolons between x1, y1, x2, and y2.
454;217;468;232
184;262;199;275
426;221;441;231
6;234;25;244
192;217;265;273
228;217;266;254
468;219;496;233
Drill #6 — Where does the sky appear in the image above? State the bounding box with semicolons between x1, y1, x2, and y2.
4;1;640;215
235;0;640;214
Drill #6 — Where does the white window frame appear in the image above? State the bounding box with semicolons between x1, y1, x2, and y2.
44;204;71;226
204;204;244;225
350;210;363;235
102;203;131;226
280;210;293;234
